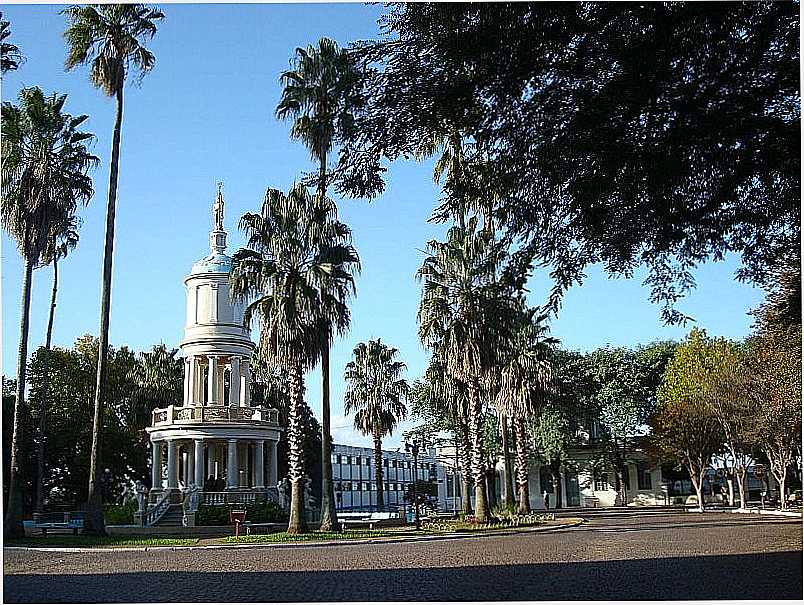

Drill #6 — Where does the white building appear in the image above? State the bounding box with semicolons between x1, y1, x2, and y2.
143;187;282;526
331;443;447;511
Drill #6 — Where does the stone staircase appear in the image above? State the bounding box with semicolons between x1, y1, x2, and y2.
152;504;184;527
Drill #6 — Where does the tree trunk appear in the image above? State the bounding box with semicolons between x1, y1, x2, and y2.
86;85;124;536
373;434;384;511
513;415;530;514
459;419;472;514
486;467;497;510
735;468;747;510
286;364;308;534
4;256;34;538
318;346;339;531
500;414;514;509
36;251;59;512
687;462;706;512
468;382;489;521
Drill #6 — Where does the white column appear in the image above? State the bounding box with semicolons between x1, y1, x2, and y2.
230;357;241;407
167;440;178;489
217;361;226;404
208;356;219;404
194;439;204;487
268;440;278;486
187;444;195;486
193;358;203;404
207;443;216;479
183;450;190;487
183;358;191;405
151;441;162;489
240;359;251;406
255;440;265;489
227;439;238;489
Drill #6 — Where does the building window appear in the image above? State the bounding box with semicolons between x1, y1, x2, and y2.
336;455;342;464
384;458;389;467
594;472;608;492
365;457;370;466
447;475;454;498
638;466;652;490
346;455;352;465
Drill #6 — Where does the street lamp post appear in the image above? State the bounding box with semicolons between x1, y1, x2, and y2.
405;440;421;530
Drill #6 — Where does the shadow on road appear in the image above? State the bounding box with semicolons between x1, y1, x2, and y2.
5;550;802;602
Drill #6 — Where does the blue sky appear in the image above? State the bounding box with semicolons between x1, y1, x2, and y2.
1;3;765;450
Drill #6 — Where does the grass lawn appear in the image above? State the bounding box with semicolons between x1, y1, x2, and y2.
220;528;426;543
6;536;199;548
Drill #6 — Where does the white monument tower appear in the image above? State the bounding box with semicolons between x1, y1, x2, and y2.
143;185;281;526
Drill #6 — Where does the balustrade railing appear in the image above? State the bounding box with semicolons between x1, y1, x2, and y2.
151;404;279;428
202;491;260;505
145;492;172;526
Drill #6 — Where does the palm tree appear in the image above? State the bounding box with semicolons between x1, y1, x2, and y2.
416;218;511;522
276;37;362;532
62;3;164;535
35;216;81;512
230;183;359;534
1;12;24;74
1;87;96;537
495;308;554;514
343;339;409;511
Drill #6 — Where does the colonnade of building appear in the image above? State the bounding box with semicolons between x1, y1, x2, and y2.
151;438;278;491
183;355;251;407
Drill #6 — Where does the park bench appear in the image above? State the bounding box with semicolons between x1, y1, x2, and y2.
31;511;84;536
340;518;379;530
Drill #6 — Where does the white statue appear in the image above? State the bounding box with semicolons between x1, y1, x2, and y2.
213;183;224;231
277;477;290;511
135;480;147;513
303;476;316;509
182;484;201;513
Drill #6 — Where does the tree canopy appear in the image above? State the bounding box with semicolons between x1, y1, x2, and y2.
337;2;800;323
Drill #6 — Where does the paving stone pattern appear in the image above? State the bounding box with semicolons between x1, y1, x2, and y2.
4;512;802;602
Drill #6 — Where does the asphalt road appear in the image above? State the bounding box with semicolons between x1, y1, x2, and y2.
4;511;802;602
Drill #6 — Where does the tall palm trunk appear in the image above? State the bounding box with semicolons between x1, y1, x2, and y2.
373;434;384;511
318;149;339;532
36;250;59;512
86;85;124;536
468;381;489;521
500;414;514;508
286;364;308;534
459;419;472;514
4;256;34;538
513;415;530;514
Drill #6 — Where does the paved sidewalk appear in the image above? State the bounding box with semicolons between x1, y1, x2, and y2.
4;511;801;602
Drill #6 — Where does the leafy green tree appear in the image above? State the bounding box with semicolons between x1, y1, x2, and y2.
230;183;359;534
741;330;801;509
63;2;164;535
35;216;81;512
0;12;23;74
276;36;363;532
653;330;726;510
344;339;409;511
1;87;96;537
339;2;799;323
586;341;676;505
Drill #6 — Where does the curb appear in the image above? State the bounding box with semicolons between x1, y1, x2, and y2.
3;518;585;554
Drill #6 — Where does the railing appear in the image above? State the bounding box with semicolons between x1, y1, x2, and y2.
145;491;172;526
202;491;261;506
151;404;280;428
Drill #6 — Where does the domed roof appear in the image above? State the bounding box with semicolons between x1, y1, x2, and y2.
191;251;232;275
190;184;232;275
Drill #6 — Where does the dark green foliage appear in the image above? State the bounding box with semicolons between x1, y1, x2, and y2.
104;501;136;525
195;501;288;526
339;2;800;322
0;12;23;74
2;378;34;514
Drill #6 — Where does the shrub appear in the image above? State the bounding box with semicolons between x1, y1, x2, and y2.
104;501;136;525
195;501;288;526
